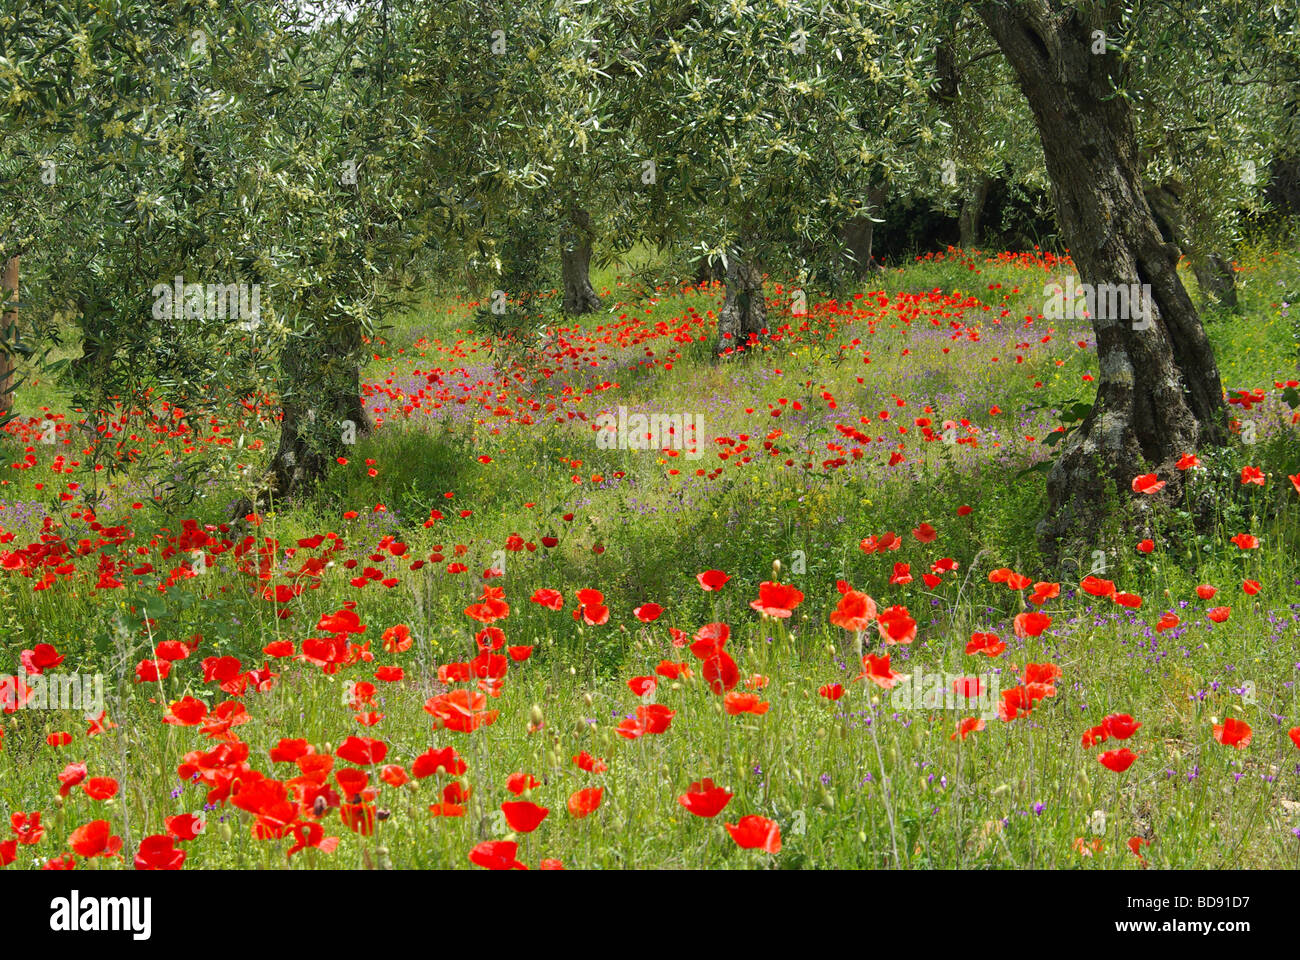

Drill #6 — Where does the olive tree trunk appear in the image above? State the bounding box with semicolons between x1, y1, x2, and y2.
1;256;17;415
840;186;887;279
959;175;994;248
977;2;1227;557
715;251;767;357
262;324;370;507
560;207;602;315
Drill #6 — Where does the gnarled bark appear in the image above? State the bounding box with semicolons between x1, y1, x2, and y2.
1;256;17;415
715;252;767;357
977;2;1227;559
840;186;887;279
560;207;602;315
959;175;994;248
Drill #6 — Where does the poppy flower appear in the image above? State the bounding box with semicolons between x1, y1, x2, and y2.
876;605;917;645
10;812;43;845
627;676;657;697
411;747;467;778
506;772;541;795
1102;713;1141;739
1081;725;1108;748
567;787;604;818
84;777;119;801
1155;612;1180;632
818;683;845;701
501;801;549;833
696;570;730;591
1099;748;1139;772
1241;580;1261;596
826;587;878;632
856;653;904;689
749;581;804;618
1206;606;1231;623
57;762;88;797
1212;717;1252;748
912;522;937;543
965;632;1006;657
530;588;564;610
1081;575;1116;598
951;717;985;741
135;835;186;870
725;815;781;853
1288;727;1300;750
1013;611;1052;638
633;602;663;622
678;778;733;818
68;820;123;859
1240;466;1265;485
572;751;607;774
723;692;770;715
336;736;388;766
468;840;526;870
1195;584;1217;600
1230;533;1259;550
1132;473;1165;494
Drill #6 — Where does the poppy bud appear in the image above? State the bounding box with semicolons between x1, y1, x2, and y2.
376;808;391;822
818;786;834;810
858;830;867;843
992;783;1010;797
582;693;593;708
530;703;544;726
670;682;681;691
772;558;782;577
218;819;232;842
314;795;327;817
376;846;393;870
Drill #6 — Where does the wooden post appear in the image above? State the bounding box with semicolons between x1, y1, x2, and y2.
1;256;17;415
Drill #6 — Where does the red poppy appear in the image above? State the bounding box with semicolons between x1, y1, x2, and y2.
1131;473;1165;494
627;676;657;697
1155;612;1180;632
1206;606;1231;623
84;777;119;801
876;605;917;645
567;787;603;818
725;815;781;853
965;632;1006;657
572;751;608;774
723;692;770;715
678;778;733;818
501;801;549;833
1099;748;1139;772
634;602;663;622
696;570;730;591
530;588;564;610
336;736;388;765
1103;713;1141;739
68;820;122;859
135;835;186;870
951;717;985;741
856;653;903;689
1212;717;1252;748
506;772;541;795
469;840;526;870
818;683;844;701
1013;611;1052;638
750;581;804;618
